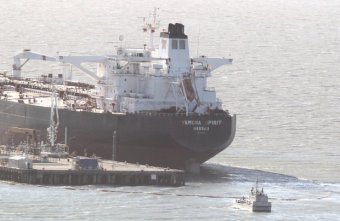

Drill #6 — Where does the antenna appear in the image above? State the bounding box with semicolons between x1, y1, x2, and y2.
140;7;160;50
119;35;124;48
196;27;200;57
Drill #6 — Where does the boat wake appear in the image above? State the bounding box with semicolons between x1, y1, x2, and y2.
188;163;300;183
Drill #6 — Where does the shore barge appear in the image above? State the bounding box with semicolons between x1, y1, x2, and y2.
0;157;185;186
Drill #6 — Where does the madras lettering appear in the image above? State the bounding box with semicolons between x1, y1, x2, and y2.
193;126;210;132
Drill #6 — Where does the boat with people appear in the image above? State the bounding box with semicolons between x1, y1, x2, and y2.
235;180;272;212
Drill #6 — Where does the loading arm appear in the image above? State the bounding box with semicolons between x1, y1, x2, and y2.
13;50;57;77
12;49;107;81
57;55;107;81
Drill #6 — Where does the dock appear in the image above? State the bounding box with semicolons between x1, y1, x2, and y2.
0;158;185;187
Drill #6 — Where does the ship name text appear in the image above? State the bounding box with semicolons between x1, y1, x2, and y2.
182;120;222;126
182;119;222;134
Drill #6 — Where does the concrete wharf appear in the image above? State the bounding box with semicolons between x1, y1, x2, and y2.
0;158;185;186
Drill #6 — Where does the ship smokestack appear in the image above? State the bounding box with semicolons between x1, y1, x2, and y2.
159;23;190;76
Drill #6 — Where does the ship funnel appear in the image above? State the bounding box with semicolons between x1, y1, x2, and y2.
159;23;190;76
168;23;186;38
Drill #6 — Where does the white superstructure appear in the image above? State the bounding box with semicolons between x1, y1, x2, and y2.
11;22;232;115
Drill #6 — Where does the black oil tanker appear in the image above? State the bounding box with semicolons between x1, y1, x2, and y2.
0;22;236;171
0;99;236;170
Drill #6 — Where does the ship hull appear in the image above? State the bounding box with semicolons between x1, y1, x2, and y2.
0;100;236;169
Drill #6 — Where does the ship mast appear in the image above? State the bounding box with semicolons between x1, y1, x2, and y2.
142;7;160;50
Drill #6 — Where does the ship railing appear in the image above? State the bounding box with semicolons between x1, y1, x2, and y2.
204;87;215;92
193;70;211;78
131;111;186;117
130;111;230;117
23;88;52;96
169;111;229;117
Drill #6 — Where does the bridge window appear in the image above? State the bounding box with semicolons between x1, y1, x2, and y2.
162;39;167;49
179;40;185;49
172;40;178;49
